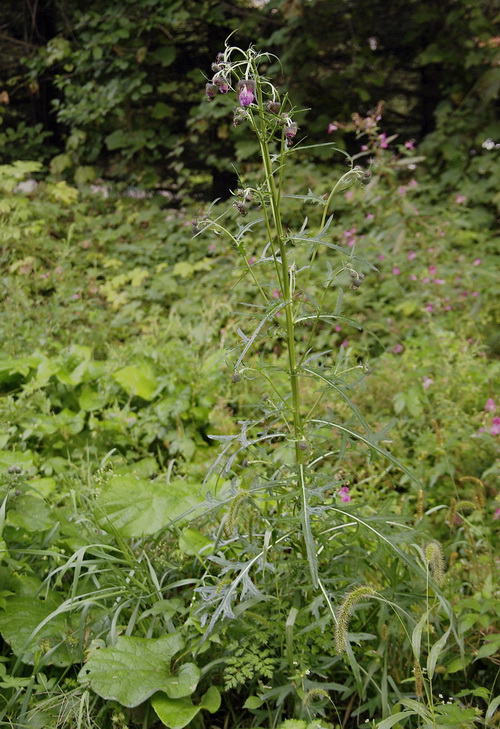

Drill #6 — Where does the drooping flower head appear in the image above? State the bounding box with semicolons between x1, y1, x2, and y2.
237;79;256;107
205;83;218;102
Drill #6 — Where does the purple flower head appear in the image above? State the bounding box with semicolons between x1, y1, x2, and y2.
408;250;417;260
393;344;404;354
284;122;298;140
328;122;338;134
405;139;415;150
338;486;351;503
205;83;218;102
422;376;434;389
214;76;230;94
237;79;256;107
485;398;496;413
491;417;500;436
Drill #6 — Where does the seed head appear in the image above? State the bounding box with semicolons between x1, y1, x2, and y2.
335;585;376;653
425;541;445;586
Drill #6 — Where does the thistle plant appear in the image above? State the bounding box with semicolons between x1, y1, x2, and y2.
195;43;458;721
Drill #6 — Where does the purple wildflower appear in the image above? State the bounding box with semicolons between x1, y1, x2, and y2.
237;79;256;107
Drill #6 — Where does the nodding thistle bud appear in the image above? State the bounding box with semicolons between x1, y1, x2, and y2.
236;188;253;203
237;79;256;107
205;83;218;102
231;371;242;383
214;76;229;94
349;270;365;290
234;201;249;216
361;169;372;185
233;107;248;127
284;122;298;146
266;100;280;114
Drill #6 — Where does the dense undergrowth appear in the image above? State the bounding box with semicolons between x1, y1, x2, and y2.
0;52;499;729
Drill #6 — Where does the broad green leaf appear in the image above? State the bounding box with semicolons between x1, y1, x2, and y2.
243;696;263;709
152;686;221;729
279;722;307;729
78;385;104;411
95;476;205;536
78;634;184;707
113;364;158;400
0;450;35;474
26;477;56;498
7;494;53;532
178;527;214;557
164;663;200;699
0;594;80;666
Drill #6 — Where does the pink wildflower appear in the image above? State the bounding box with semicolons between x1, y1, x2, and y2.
341;339;348;348
491;417;500;436
493;507;500;521
428;265;437;275
409;274;418;281
485;398;496;412
338;486;351;503
272;288;281;299
378;254;385;261
361;144;369;151
455;194;467;204
328;123;338;134
422;376;434;389
472;291;479;297
366;212;374;220
433;278;446;285
334;324;341;332
345;190;354;201
425;303;433;313
473;258;481;266
379;133;389;149
408;250;417;260
409;179;418;187
248;257;256;265
405;140;415;150
398;186;407;196
393;344;404;354
393;266;400;275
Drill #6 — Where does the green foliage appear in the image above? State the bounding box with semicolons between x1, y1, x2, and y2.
0;37;498;727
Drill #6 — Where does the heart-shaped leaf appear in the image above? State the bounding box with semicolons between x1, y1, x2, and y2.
152;686;221;729
95;476;204;536
78;634;184;707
